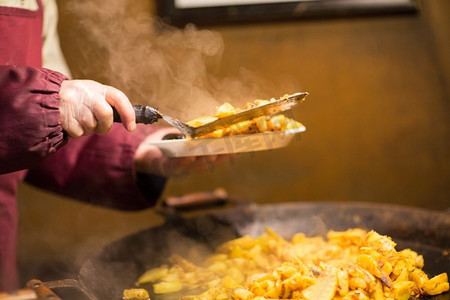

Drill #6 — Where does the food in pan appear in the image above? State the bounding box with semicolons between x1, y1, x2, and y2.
123;288;151;300
186;96;304;139
127;228;449;300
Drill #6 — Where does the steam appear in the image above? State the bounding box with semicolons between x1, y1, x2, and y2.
64;0;277;121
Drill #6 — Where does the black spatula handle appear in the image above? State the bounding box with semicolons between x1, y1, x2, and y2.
113;105;161;125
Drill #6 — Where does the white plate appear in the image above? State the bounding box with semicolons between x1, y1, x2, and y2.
147;126;306;157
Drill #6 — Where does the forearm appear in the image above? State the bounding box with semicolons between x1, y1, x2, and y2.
25;124;167;210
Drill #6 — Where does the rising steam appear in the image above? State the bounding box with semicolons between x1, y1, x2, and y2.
63;0;277;121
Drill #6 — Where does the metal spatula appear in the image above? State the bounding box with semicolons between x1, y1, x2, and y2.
113;92;308;138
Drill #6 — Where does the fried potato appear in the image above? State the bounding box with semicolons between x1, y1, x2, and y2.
423;273;449;295
186;96;303;139
302;265;337;300
215;103;237;118
129;228;449;299
123;288;150;300
137;265;169;285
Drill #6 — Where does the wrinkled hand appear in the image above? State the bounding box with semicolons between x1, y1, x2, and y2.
59;80;136;137
134;127;232;177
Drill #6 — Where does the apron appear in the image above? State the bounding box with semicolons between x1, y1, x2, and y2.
0;0;43;291
0;0;43;67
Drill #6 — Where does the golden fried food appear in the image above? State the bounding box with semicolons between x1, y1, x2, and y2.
132;228;449;300
123;288;151;300
186;96;304;139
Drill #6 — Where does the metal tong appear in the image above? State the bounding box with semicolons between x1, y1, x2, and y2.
113;92;308;138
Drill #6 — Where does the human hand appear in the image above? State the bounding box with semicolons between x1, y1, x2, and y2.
134;127;232;177
58;80;136;137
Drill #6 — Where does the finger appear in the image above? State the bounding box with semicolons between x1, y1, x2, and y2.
104;86;136;131
79;105;99;135
66;121;84;138
92;100;113;134
59;97;85;138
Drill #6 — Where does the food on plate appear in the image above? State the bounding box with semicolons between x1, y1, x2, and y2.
130;228;449;300
186;96;304;139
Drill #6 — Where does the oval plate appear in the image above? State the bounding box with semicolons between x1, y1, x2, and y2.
146;126;305;157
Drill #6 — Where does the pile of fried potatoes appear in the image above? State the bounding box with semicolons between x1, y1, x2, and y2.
186;96;304;139
124;228;449;300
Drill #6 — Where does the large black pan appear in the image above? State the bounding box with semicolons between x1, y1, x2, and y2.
48;202;450;300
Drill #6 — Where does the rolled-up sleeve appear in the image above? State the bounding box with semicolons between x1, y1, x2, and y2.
0;65;68;174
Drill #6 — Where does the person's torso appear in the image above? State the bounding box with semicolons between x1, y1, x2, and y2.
0;0;43;66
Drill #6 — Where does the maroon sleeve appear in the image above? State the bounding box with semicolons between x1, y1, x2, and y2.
0;65;68;174
25;124;167;210
1;65;166;209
